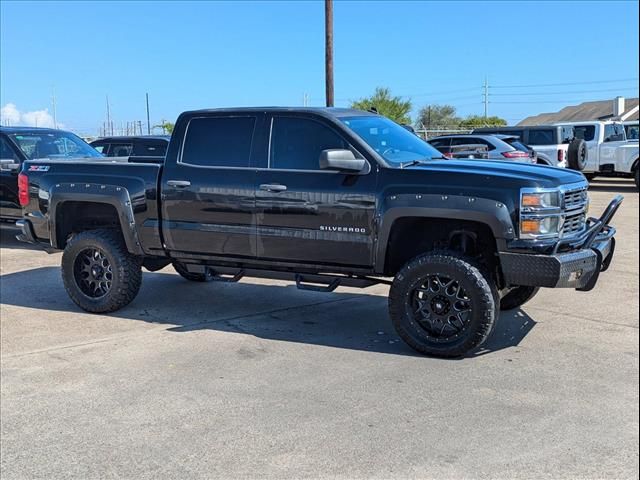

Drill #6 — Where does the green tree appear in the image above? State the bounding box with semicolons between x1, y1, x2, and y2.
154;120;175;134
458;115;507;128
350;87;412;124
415;104;460;129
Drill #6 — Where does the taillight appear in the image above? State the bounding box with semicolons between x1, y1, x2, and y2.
18;173;29;206
557;149;564;162
501;151;530;158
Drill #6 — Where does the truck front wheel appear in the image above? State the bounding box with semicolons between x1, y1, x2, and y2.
388;252;498;358
61;229;142;313
500;286;539;311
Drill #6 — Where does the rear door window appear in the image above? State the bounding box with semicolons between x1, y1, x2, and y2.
604;124;625;142
133;141;168;156
181;116;256;167
109;144;133;157
527;129;555;145
574;125;596;141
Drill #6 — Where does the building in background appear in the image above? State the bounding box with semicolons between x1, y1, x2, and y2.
519;96;639;125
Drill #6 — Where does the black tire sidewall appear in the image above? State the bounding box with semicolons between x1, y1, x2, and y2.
389;254;497;357
62;230;141;312
500;285;540;311
568;139;587;171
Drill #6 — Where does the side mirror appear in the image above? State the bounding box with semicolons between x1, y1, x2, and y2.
0;159;20;171
319;149;365;172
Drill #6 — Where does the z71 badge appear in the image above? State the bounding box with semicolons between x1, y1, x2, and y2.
28;165;50;172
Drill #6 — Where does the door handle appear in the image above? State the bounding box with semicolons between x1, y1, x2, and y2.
167;180;191;188
259;183;287;192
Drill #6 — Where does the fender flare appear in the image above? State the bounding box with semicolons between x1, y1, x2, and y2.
48;183;143;255
374;194;516;273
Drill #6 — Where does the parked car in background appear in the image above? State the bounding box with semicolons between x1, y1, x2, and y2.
90;136;170;162
428;134;536;163
472;125;582;168
556;121;639;187
0;126;102;222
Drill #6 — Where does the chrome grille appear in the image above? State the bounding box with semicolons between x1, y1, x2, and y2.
562;185;588;237
564;187;588;210
563;212;586;236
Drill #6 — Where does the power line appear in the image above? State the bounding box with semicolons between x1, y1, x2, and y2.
492;78;638;89
491;87;639;96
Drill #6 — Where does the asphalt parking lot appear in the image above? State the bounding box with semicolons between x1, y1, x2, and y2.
1;178;638;479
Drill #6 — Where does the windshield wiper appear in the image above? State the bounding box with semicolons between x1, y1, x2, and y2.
399;159;432;169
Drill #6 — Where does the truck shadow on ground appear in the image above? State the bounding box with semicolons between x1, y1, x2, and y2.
0;266;535;359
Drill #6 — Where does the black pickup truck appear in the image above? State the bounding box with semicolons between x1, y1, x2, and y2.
16;108;622;357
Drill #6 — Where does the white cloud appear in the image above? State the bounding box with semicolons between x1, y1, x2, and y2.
1;103;61;128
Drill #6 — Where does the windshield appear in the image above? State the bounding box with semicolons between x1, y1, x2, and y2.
340;115;443;165
9;131;102;160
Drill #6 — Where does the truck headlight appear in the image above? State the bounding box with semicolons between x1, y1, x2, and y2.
520;216;561;237
519;188;563;239
521;191;560;209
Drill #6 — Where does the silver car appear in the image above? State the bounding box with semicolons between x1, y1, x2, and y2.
428;134;537;164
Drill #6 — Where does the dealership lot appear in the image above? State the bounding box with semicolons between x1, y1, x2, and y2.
0;179;638;479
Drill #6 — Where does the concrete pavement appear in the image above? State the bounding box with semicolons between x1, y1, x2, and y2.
1;178;638;479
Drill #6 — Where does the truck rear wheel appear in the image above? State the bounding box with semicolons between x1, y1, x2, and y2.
61;229;142;313
635;167;639;191
388;252;498;358
500;286;539;311
173;262;214;282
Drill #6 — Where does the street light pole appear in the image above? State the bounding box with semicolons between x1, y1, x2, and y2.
325;0;334;107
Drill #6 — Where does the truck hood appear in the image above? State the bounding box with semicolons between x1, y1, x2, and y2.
405;159;585;189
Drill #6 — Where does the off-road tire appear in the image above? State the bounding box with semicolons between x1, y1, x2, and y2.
61;229;142;313
500;286;540;311
173;262;214;282
388;252;498;358
567;138;588;171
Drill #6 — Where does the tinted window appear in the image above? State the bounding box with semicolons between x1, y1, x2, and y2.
428;138;451;149
450;137;495;151
574;125;596;141
604;123;625;142
1;137;19;161
270;117;348;170
527;129;555;145
182;116;256;167
133;141;168;156
109;143;133;157
626;124;639;140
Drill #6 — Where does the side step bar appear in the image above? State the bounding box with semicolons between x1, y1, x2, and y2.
182;264;389;290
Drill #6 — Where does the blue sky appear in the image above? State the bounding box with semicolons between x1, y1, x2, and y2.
1;0;638;134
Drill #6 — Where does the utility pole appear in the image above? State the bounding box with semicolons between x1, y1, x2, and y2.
51;86;58;129
483;77;489;120
145;93;151;135
106;95;112;135
325;0;334;107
